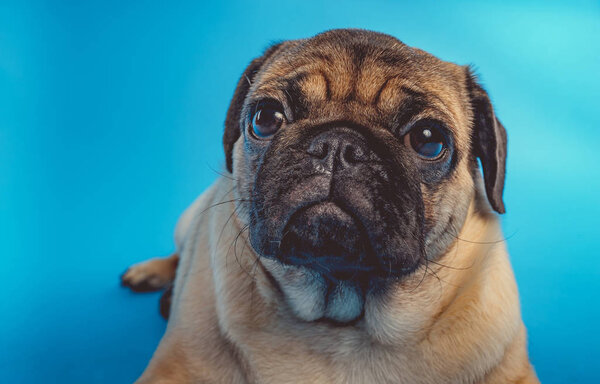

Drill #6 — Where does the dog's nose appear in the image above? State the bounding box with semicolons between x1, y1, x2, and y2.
307;128;371;170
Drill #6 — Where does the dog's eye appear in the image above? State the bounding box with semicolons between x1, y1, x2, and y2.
251;106;285;139
405;123;446;160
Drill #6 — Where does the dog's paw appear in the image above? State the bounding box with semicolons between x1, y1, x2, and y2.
121;256;177;292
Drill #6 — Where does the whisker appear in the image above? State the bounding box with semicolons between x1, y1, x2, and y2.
206;162;238;181
448;229;517;245
197;197;253;218
230;224;254;279
218;203;247;247
220;205;243;270
426;258;473;271
410;252;429;293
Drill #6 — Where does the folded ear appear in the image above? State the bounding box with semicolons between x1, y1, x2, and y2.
223;43;284;173
465;68;507;214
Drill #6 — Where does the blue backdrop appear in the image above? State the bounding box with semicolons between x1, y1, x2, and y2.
1;1;598;382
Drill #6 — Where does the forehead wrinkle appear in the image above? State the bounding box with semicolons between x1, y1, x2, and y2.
416;84;466;139
299;71;330;102
257;63;310;86
251;44;468;136
356;64;391;105
324;54;355;100
255;58;344;116
262;46;378;103
374;81;460;135
255;56;332;95
376;77;427;112
355;46;415;105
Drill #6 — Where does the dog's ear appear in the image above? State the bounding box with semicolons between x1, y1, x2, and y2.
465;68;507;214
223;43;284;173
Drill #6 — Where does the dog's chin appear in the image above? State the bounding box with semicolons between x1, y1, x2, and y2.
260;257;365;324
257;202;374;324
252;201;422;323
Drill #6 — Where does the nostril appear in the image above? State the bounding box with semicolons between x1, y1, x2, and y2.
319;143;330;159
342;144;362;164
308;141;330;159
307;130;370;165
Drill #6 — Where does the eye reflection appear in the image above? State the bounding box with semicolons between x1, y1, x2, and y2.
405;123;446;159
251;107;285;138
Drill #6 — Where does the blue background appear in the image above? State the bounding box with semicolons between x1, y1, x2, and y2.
1;1;598;382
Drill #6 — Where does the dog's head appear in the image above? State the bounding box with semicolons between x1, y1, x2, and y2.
224;29;506;323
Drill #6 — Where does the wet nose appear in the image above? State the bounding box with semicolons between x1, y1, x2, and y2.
306;128;372;171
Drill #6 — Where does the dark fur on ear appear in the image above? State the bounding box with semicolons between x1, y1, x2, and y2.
223;43;284;173
466;68;507;214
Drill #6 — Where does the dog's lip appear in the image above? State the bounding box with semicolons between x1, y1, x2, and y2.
297;201;353;223
283;254;377;275
273;200;378;278
285;200;363;229
279;200;368;245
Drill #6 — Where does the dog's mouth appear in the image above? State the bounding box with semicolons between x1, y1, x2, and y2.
276;202;377;281
249;167;425;323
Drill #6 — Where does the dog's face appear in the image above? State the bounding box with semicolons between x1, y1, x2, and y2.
224;30;506;323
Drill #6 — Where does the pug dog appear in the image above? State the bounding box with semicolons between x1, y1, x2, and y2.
121;29;539;384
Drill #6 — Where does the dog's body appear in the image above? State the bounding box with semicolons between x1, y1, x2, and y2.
122;30;538;383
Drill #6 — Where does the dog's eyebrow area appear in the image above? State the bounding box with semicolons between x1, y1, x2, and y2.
255;65;440;128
